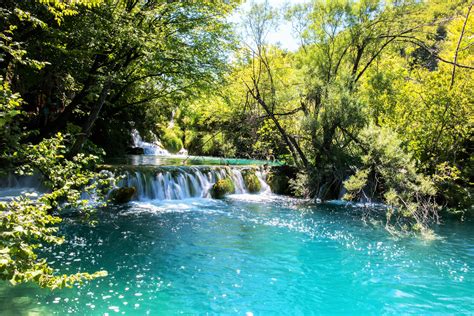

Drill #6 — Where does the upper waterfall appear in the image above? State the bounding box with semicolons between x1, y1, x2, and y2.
131;129;189;156
131;129;171;155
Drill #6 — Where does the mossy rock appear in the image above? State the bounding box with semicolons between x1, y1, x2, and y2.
111;186;136;203
267;173;289;195
210;178;235;199
242;169;261;193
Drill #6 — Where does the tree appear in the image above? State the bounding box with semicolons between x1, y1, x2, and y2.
1;0;238;155
241;1;309;167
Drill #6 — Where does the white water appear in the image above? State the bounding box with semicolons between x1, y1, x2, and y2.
131;129;170;155
0;166;271;202
131;129;188;156
121;166;270;201
0;173;44;201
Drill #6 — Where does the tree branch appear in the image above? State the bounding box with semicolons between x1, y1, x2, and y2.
450;2;473;89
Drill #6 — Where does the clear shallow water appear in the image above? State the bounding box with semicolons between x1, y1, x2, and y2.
1;195;473;315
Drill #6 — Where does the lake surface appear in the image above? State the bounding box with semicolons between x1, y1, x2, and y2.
1;194;473;315
106;155;282;167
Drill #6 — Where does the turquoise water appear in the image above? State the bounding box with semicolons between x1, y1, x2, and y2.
1;195;473;315
106;155;282;166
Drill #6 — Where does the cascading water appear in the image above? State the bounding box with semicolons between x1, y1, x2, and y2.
0;173;44;201
255;168;272;194
0;165;272;202
120;166;270;201
131;129;170;155
131;129;188;156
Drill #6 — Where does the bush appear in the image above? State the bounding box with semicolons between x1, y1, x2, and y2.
343;125;439;233
161;128;183;153
1;134;115;288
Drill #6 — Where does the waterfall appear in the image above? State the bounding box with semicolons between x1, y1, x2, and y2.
0;173;42;189
120;166;270;201
0;173;44;201
131;129;170;155
0;166;272;202
256;169;271;194
131;129;189;156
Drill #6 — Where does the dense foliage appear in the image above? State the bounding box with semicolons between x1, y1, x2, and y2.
1;0;237;155
0;134;114;289
183;0;473;232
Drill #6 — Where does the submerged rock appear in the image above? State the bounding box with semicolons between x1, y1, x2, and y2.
210;178;235;199
242;169;261;193
111;186;136;203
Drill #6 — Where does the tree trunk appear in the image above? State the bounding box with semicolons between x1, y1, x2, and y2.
450;2;473;89
249;86;309;168
68;80;111;157
38;55;104;140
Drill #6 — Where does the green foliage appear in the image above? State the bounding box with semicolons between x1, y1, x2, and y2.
16;133;115;213
37;0;104;23
343;126;439;231
161;128;183;154
433;162;473;216
0;197;108;289
210;178;235;199
1;0;238;156
242;169;261;193
0;76;25;165
0;77;22;129
0;134;115;289
178;0;473;233
1;72;115;288
342;169;370;201
288;171;311;198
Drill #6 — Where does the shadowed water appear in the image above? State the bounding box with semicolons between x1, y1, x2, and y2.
0;196;473;315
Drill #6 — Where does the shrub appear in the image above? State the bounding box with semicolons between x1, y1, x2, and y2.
343;125;439;233
1;134;115;288
161;128;183;153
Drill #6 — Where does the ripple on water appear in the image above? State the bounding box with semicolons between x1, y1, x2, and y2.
0;198;473;315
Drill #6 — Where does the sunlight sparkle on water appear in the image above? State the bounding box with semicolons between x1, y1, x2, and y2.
0;197;472;314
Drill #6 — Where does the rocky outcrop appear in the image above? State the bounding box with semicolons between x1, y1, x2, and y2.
110;186;136;203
